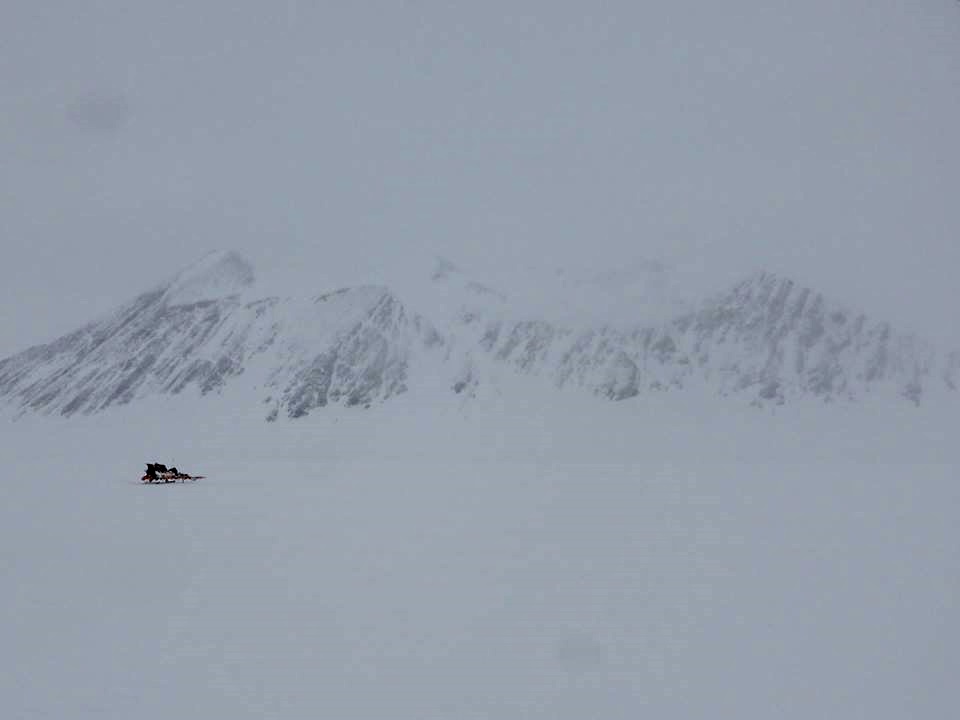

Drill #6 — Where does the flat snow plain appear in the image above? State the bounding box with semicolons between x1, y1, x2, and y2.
1;387;957;719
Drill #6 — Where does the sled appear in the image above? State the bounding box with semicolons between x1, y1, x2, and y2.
141;462;204;483
140;471;205;483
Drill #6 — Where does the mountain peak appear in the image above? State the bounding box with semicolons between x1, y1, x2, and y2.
162;250;255;306
1;257;956;420
430;256;460;282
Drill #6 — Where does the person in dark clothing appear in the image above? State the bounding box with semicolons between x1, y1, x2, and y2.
143;463;171;481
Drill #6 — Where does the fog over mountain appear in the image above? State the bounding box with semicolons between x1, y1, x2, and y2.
2;250;956;420
1;6;959;718
2;1;960;358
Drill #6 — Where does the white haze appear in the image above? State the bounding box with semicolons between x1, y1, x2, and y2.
1;4;959;717
2;1;960;356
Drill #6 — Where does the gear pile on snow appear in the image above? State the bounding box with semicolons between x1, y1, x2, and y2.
141;463;204;483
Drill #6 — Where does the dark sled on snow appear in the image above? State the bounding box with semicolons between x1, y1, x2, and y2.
141;463;204;483
141;473;204;483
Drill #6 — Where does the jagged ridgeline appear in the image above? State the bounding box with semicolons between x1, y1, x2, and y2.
0;251;957;420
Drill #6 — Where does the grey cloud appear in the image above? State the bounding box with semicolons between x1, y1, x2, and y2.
1;1;959;357
64;92;130;134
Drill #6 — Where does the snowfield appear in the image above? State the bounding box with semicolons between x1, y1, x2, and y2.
1;387;957;719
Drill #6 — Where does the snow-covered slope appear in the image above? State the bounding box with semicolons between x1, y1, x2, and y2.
1;386;957;719
161;249;255;306
666;272;959;405
0;252;441;419
475;271;959;406
1;257;957;720
0;253;956;419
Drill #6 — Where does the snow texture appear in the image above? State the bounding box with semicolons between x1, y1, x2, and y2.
0;384;957;719
0;253;957;718
1;253;956;420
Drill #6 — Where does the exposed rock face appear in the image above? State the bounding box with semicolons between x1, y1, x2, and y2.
267;289;438;419
0;286;247;416
663;272;948;405
474;272;956;406
0;255;439;420
0;254;955;420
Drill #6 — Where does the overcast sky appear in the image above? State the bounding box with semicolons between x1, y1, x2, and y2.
2;1;960;357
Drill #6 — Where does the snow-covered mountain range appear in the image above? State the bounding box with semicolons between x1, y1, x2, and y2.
1;250;956;420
